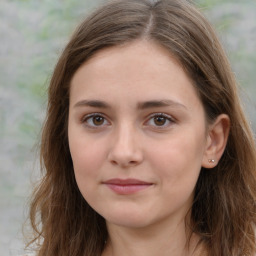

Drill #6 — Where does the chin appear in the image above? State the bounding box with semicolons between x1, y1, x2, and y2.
107;219;152;229
104;211;155;229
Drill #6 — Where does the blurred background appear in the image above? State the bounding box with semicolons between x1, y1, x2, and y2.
0;0;255;255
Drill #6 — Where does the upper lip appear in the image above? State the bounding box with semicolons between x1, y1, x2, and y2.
102;178;153;185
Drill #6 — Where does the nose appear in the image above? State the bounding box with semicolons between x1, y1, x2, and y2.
107;123;143;168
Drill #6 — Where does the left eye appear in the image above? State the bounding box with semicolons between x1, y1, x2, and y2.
146;114;174;127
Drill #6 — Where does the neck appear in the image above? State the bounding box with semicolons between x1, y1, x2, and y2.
102;218;204;256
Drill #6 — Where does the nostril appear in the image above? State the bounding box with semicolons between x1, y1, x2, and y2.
107;142;144;167
110;160;118;165
109;158;140;168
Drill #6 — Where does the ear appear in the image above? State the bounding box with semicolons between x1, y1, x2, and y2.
202;114;230;169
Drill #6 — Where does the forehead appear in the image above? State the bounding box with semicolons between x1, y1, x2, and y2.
69;40;201;110
75;40;183;78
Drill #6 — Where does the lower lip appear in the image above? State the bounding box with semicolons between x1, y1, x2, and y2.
105;184;152;195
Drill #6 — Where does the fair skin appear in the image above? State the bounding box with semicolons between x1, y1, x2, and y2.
68;40;230;256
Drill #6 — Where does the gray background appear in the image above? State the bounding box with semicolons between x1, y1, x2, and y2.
0;0;255;255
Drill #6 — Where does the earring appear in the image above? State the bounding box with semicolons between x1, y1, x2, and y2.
208;159;215;163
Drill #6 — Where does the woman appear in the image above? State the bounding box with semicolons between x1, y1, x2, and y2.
27;0;256;255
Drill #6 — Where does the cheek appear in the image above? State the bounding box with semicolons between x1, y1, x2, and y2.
69;141;107;206
69;135;107;187
148;130;205;185
151;133;204;162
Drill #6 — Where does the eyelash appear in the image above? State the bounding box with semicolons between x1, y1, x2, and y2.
81;112;175;129
81;113;110;128
145;113;175;128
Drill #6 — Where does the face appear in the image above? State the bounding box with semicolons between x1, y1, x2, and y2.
68;40;210;229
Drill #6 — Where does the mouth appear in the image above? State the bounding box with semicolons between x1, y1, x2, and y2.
102;178;153;195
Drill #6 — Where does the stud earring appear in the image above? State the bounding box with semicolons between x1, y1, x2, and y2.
208;159;215;163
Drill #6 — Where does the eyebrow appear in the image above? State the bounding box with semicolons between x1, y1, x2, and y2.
74;100;111;109
73;99;187;110
137;100;187;110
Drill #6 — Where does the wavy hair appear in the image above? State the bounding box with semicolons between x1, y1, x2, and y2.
27;0;256;255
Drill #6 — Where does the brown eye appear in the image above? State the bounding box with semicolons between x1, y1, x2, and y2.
145;113;174;128
153;116;167;126
83;114;109;128
93;116;105;126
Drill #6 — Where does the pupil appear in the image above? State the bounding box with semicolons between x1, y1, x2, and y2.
93;116;104;125
154;116;166;126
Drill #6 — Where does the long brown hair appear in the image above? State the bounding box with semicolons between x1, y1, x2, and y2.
27;0;256;255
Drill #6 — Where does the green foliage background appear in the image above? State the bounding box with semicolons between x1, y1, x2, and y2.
0;0;255;255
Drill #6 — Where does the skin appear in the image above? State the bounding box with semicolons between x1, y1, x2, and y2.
68;40;229;256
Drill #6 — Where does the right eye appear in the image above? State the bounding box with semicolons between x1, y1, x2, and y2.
82;113;110;128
